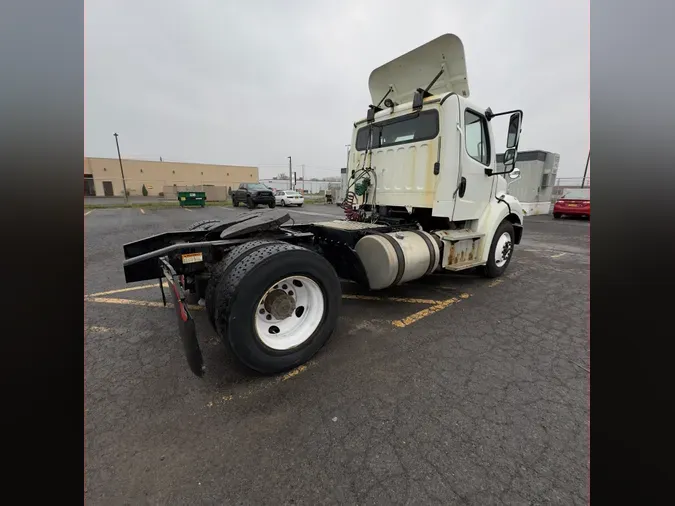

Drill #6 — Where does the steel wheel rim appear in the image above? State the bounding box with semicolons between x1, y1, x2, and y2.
494;231;513;267
254;275;325;351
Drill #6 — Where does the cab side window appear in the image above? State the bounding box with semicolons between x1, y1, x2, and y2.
464;110;490;165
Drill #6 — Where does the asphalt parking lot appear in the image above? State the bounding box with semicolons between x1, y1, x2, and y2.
85;203;589;505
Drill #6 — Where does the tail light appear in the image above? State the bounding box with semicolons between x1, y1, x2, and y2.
582;201;590;205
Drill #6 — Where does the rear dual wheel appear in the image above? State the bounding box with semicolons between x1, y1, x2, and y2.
207;242;341;374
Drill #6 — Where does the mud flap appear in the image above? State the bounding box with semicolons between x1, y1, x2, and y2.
160;258;205;377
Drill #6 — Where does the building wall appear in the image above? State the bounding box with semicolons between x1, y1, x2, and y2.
495;150;560;214
84;157;259;197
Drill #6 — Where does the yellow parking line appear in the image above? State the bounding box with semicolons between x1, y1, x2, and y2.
85;296;204;311
551;252;567;258
392;293;470;328
207;361;317;408
488;279;503;287
140;208;145;214
86;287;441;305
282;365;308;381
184;207;193;212
84;210;93;216
341;294;441;305
85;289;468;330
87;282;166;297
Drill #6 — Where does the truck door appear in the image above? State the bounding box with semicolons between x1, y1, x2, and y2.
452;101;494;221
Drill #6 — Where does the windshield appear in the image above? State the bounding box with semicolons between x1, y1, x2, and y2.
561;188;590;200
249;183;270;191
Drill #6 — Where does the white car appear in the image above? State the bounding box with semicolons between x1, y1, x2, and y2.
275;190;304;207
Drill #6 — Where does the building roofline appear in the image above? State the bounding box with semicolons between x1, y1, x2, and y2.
84;156;258;169
495;150;557;163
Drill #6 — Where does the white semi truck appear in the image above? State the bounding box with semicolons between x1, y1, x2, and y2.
121;34;525;377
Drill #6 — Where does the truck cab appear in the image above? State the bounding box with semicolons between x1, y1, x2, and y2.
346;33;524;271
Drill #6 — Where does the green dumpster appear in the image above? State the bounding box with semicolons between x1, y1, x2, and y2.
177;191;206;207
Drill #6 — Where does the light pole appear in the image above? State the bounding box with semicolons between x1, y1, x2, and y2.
345;144;350;171
288;156;293;190
113;133;128;204
581;150;590;188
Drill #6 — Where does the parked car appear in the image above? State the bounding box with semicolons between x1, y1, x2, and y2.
553;188;590;219
275;190;304;207
232;183;276;209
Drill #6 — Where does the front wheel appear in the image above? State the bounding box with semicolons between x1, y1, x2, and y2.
214;243;341;374
247;196;256;209
281;199;287;207
481;220;515;278
268;201;276;208
297;203;303;207
233;199;239;207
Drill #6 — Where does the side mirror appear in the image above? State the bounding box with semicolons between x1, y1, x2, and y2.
506;112;522;148
503;148;517;171
507;167;521;184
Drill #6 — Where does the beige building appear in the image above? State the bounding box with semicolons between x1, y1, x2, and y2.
84;157;259;197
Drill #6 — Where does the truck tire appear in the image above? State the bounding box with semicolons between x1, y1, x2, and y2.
247;196;256;209
214;243;341;374
481;220;515;278
233;199;239;207
268;201;276;208
205;240;282;329
187;219;221;231
553;213;561;219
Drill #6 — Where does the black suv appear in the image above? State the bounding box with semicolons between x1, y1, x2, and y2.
232;183;276;209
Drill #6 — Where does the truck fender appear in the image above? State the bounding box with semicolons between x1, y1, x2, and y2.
476;196;524;264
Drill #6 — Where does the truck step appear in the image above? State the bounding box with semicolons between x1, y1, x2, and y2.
434;229;485;270
434;229;484;242
443;259;486;271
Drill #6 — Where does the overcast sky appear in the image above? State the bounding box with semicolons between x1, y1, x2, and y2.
85;0;589;180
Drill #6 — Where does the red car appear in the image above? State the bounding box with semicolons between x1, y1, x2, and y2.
553;188;590;219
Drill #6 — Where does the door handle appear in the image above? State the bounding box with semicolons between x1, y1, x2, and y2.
458;177;467;198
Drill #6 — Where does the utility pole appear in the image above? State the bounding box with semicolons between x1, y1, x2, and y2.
301;164;305;192
288;156;292;190
113;133;128;204
581;150;590;188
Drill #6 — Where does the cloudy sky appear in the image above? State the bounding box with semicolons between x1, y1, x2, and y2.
85;0;589;180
